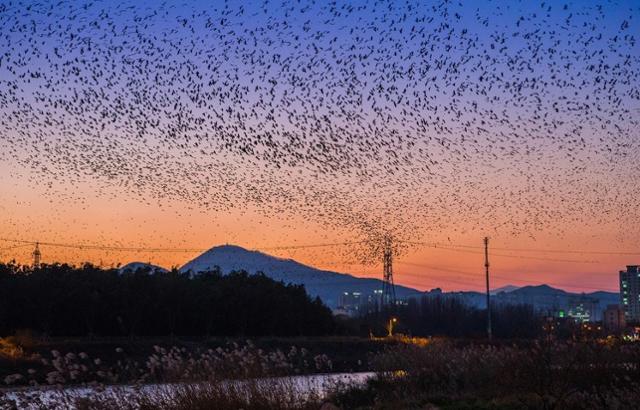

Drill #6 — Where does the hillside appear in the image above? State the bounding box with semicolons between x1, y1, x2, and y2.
117;245;620;317
179;244;422;308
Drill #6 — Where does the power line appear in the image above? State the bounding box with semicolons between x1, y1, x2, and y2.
256;240;372;251
399;240;640;256
490;247;640;256
1;236;636;260
0;237;371;254
407;243;600;264
396;261;619;292
0;238;207;253
0;243;32;251
398;261;482;277
397;269;488;289
487;252;599;264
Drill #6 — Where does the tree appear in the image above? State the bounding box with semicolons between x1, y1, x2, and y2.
0;263;336;338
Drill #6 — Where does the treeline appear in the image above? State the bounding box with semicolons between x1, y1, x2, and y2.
0;263;335;337
359;295;542;339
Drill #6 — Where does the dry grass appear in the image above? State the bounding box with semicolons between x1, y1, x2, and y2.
0;341;341;409
330;339;640;410
1;340;333;388
31;378;328;410
140;379;322;410
7;339;639;409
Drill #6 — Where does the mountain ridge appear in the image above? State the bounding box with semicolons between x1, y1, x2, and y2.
178;244;422;308
121;244;619;316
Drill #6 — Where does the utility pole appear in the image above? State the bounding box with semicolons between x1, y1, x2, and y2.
32;242;41;268
381;235;396;309
484;237;492;340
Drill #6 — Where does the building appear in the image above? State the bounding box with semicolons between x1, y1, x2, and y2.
620;266;640;323
602;304;626;332
337;291;379;316
338;291;364;315
567;294;599;322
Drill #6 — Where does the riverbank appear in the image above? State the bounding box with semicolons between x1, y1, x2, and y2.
0;336;394;388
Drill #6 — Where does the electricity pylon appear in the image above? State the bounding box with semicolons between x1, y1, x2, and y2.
381;235;396;308
32;242;41;268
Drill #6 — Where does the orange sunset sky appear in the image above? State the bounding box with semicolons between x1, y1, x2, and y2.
1;0;639;295
0;161;633;294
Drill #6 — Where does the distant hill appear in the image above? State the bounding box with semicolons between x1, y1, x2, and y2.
421;284;619;320
179;244;422;308
491;285;520;295
490;285;619;320
119;262;168;274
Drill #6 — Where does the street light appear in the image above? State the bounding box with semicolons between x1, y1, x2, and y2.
387;317;397;337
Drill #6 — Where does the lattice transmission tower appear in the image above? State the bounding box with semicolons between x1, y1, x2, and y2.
381;235;396;308
32;242;41;268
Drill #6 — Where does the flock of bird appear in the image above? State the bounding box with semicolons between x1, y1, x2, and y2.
0;0;639;264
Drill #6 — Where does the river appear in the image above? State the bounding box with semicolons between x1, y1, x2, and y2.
1;371;375;409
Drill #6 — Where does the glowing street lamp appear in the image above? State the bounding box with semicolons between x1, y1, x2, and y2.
387;317;398;337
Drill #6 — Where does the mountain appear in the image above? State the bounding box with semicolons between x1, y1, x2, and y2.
179;244;422;308
492;284;567;310
511;284;567;296
491;285;520;295
491;285;619;320
122;245;620;320
589;291;621;305
119;262;168;274
425;284;619;321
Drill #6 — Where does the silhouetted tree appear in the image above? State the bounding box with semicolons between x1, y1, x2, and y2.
0;263;335;338
359;295;542;339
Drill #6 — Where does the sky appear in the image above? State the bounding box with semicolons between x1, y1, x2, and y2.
0;0;639;294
